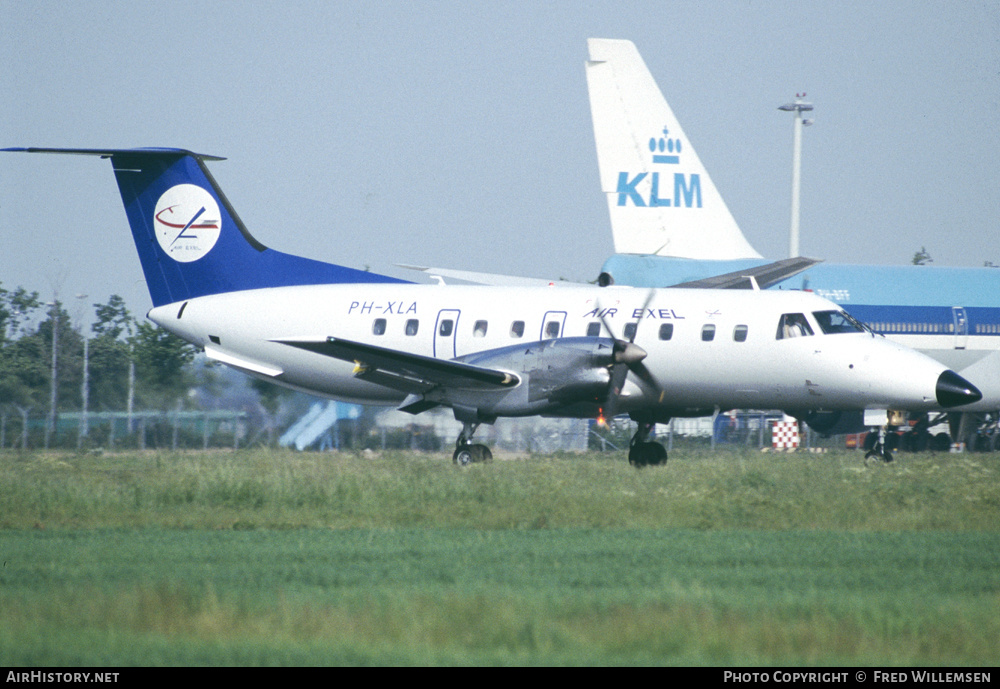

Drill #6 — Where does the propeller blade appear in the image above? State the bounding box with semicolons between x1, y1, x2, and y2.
602;358;630;420
599;289;655;419
631;290;656;342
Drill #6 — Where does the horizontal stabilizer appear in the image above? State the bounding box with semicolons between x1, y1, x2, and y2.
671;257;821;290
2;146;226;161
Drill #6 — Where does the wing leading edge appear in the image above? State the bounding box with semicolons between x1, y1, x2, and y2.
276;337;520;395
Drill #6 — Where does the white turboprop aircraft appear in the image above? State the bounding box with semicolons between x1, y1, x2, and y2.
2;148;983;465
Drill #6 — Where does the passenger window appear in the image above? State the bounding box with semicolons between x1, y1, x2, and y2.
473;320;488;337
776;313;814;339
733;325;748;342
659;323;674;341
544;321;561;339
623;323;638;341
510;321;525;338
372;318;387;336
439;319;453;337
701;324;716;342
405;319;419;336
587;322;601;337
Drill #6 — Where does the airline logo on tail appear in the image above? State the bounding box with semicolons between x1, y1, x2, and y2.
587;38;761;259
616;127;701;209
153;184;222;262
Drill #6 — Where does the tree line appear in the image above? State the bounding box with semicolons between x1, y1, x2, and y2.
0;282;203;447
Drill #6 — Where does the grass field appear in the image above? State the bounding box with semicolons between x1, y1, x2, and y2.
1;447;998;665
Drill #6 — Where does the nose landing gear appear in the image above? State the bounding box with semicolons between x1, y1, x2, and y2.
864;426;896;465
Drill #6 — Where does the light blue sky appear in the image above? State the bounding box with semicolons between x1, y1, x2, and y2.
2;1;998;317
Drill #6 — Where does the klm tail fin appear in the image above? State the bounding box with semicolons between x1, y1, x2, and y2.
586;39;762;260
4;147;405;307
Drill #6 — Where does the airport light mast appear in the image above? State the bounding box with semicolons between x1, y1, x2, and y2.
778;94;814;258
76;293;90;448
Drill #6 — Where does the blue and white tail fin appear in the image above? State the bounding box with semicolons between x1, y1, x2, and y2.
586;39;762;260
3;147;405;307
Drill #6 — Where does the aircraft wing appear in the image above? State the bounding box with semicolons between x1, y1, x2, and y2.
276;337;521;394
670;257;821;290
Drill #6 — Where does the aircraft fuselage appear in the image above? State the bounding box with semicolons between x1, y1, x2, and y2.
152;283;963;418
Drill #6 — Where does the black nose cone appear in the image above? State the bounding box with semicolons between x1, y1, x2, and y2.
936;370;983;407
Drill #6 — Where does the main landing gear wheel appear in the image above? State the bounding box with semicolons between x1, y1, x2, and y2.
452;421;492;466
628;420;667;467
453;443;493;466
629;441;667;467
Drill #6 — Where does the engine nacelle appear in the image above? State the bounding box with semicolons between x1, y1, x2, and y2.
454;337;618;417
787;409;867;435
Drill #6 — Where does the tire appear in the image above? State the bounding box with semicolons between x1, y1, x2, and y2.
453;444;492;465
628;443;647;467
646;442;667;466
453;447;475;466
864;450;889;467
629;442;666;467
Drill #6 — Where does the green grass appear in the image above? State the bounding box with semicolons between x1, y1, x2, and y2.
0;448;998;665
0;447;997;530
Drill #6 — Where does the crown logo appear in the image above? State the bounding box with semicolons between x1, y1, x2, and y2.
649;127;681;164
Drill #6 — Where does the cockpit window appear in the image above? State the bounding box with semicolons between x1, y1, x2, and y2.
813;310;867;335
776;313;814;339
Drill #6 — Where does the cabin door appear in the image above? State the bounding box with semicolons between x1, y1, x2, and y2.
434;309;461;358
